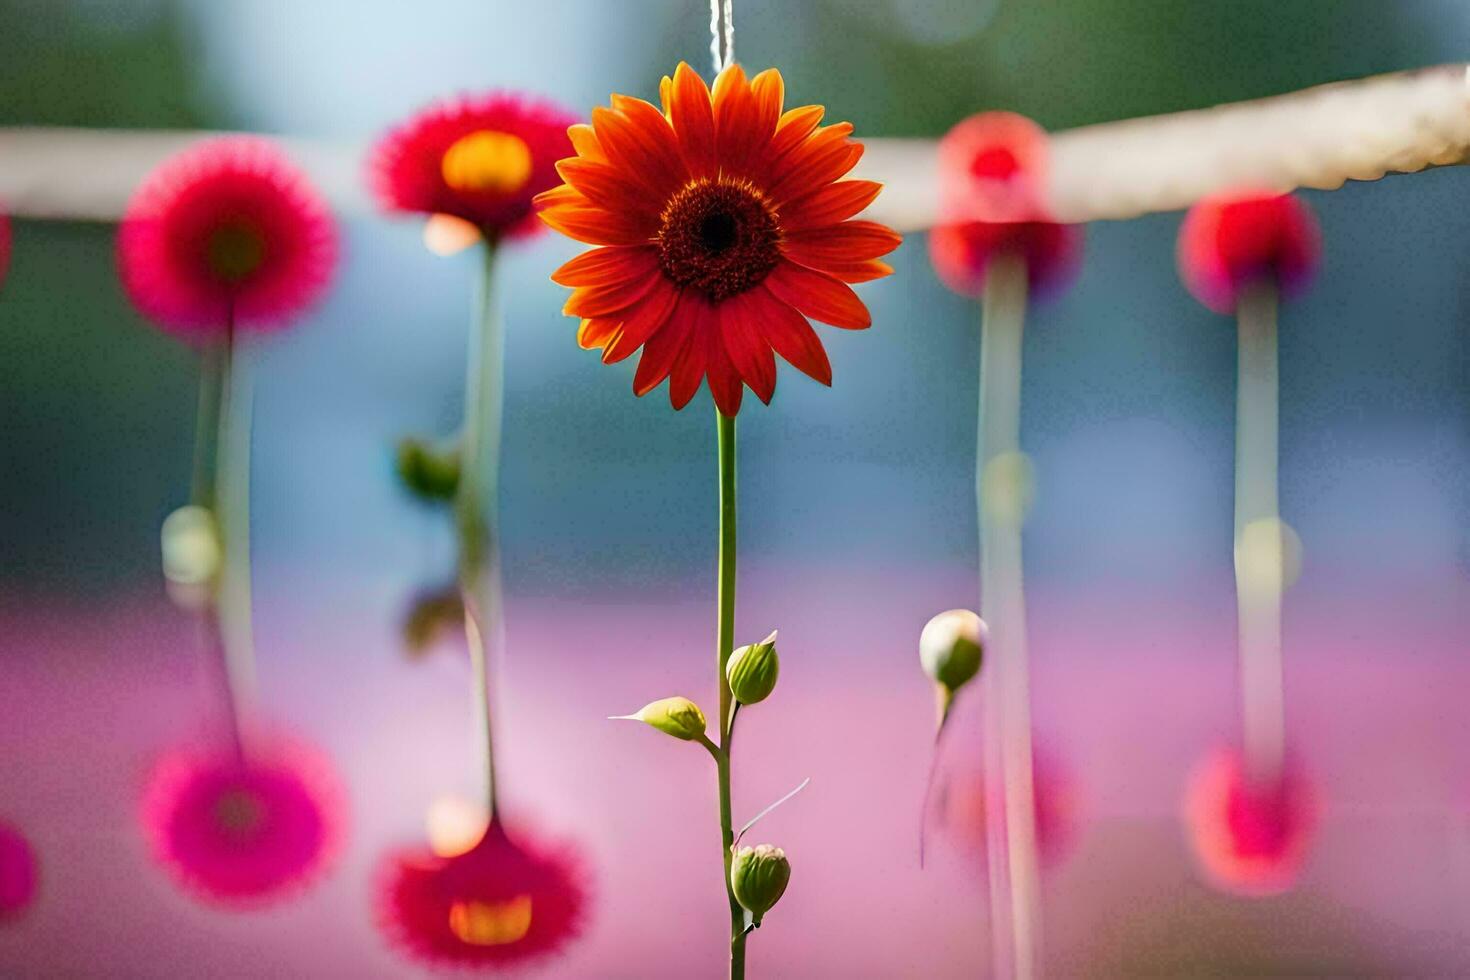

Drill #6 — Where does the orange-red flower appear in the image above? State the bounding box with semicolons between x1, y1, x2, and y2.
536;63;900;416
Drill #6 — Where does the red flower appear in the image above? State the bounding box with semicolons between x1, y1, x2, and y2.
0;821;38;920
536;62;901;416
370;93;578;242
139;744;345;906
1183;746;1316;896
0;210;11;292
930;111;1082;299
377;820;588;969
1177;190;1320;313
118;137;337;337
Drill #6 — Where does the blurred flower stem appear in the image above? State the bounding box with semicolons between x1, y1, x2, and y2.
1234;282;1284;787
978;253;1040;980
214;311;256;758
457;241;505;822
714;410;746;977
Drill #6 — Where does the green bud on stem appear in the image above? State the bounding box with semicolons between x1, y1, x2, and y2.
396;437;461;503
730;844;790;926
725;630;780;705
611;696;708;741
919;609;987;729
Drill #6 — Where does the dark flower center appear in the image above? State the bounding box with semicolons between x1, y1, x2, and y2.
206;221;267;284
214;788;266;839
657;178;780;302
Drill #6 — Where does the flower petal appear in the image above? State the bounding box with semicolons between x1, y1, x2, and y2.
555;158;663;219
719;292;777;404
609;94;690;190
567;123;607;164
669;296;715;409
577;316;620;350
538;203;651;246
706;316;746;416
602;279;679;364
670;62;718;178
780;182;886;233
633;289;697;397
590;105;684;200
563;253;661;316
714;64;773;176
782;219;900;267
766;124;861;204
764;259;871;329
551;245;658;288
748;285;832;385
764;105;824;166
800;258;893;283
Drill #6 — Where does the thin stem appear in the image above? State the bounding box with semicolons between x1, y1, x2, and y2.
715;409;744;979
189;342;224;510
1235;282;1284;787
214;309;256;760
457;241;505;822
979;253;1041;980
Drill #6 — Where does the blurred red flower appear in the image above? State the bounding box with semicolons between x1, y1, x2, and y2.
930;111;1083;299
930;220;1083;300
536;62;900;416
1183;746;1316;896
937;111;1053;226
117;137;337;336
0;821;38;920
377;820;588;969
940;745;1079;869
139;744;344;907
1177;190;1320;313
369;93;578;242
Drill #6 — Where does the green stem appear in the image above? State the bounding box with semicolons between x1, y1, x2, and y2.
1234;282;1284;787
189;342;224;511
214;310;254;761
715;409;744;978
979;253;1041;980
457;241;504;822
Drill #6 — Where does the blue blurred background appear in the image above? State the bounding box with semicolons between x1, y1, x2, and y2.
1;1;1467;976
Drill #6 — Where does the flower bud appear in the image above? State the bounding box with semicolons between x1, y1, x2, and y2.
725;631;779;705
161;505;221;587
730;844;790;926
611;697;707;741
400;586;464;658
396;438;460;503
920;610;986;692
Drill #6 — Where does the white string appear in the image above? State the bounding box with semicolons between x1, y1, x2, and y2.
710;0;734;73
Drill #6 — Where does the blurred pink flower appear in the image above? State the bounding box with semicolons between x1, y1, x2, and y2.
377;819;589;969
139;743;345;907
940;745;1079;869
0;821;38;920
1183;746;1317;896
117;137;337;336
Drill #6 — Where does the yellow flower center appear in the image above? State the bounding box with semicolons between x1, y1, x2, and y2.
448;895;533;946
440;130;533;194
